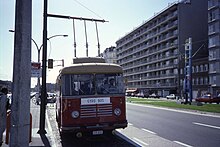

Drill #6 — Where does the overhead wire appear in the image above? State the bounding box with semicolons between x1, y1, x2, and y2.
72;0;106;57
73;0;104;19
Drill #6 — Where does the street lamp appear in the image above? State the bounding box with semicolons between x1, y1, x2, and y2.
31;35;68;94
9;30;68;94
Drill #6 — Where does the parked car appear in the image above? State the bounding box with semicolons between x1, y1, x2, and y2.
166;94;176;99
47;92;56;103
149;93;160;98
195;94;220;104
136;93;145;98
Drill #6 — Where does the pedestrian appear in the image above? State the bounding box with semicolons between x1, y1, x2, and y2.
0;87;9;146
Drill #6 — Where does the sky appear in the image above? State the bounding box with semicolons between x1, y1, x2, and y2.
0;0;177;87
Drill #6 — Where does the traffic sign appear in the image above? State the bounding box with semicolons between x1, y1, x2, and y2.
31;62;41;77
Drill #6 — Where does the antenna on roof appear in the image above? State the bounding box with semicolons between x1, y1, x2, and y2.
73;19;77;57
84;20;88;57
95;22;100;57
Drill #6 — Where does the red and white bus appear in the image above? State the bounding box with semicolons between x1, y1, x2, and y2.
55;57;127;137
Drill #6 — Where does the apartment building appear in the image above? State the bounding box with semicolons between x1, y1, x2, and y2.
116;0;208;97
208;0;220;96
101;46;117;64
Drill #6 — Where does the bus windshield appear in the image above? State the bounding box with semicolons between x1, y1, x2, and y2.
61;73;124;96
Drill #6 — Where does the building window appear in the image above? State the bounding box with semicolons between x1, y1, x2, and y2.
209;23;215;34
205;77;208;84
209;50;216;59
210;75;217;84
200;77;204;85
192;66;194;73
204;64;208;71
200;65;203;72
208;0;218;8
196;78;199;85
174;68;178;74
195;65;199;73
210;63;216;72
208;9;219;21
209;35;219;47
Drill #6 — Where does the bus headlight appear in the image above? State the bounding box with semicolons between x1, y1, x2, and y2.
71;111;79;118
114;108;121;116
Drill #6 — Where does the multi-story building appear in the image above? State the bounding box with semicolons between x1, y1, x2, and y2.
208;0;220;96
179;57;209;98
101;46;117;64
116;0;208;97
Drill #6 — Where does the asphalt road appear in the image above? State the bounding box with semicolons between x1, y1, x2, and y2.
126;103;220;147
46;103;135;147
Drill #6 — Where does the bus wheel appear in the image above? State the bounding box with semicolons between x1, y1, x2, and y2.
106;130;115;136
111;130;116;135
76;132;83;138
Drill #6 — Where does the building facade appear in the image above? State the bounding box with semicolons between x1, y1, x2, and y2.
208;0;220;96
116;0;209;97
101;46;117;64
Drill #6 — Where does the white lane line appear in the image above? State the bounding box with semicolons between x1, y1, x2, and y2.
116;129;122;133
141;128;157;135
174;141;193;147
128;123;133;126
46;111;57;147
193;122;220;129
133;137;149;146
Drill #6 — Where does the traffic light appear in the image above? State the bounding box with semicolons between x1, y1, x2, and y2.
48;59;53;69
62;59;64;67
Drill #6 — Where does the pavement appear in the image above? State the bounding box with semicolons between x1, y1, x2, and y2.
116;123;182;147
2;102;55;147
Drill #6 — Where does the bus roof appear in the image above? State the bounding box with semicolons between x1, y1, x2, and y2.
59;63;123;75
72;57;105;64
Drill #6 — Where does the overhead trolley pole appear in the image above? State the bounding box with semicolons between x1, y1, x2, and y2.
47;13;108;57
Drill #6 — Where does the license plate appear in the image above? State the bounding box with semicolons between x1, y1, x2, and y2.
92;130;103;135
81;97;110;105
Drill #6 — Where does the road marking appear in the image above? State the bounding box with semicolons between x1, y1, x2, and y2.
46;111;57;147
128;123;133;126
133;137;149;146
116;129;122;133
173;141;193;147
193;122;220;129
141;128;157;135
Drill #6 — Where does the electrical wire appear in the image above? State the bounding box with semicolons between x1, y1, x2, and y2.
73;0;104;19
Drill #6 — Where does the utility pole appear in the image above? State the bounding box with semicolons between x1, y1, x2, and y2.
184;38;192;104
10;0;32;146
38;0;48;134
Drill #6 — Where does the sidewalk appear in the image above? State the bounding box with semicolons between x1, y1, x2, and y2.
2;102;54;147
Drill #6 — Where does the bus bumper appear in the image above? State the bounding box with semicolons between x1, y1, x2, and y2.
61;121;127;133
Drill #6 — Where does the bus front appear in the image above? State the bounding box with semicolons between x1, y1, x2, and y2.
56;64;127;136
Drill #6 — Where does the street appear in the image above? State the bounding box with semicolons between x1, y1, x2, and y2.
2;101;220;146
46;103;135;147
124;103;220;147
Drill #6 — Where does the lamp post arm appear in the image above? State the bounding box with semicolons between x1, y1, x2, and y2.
31;38;40;51
47;34;68;40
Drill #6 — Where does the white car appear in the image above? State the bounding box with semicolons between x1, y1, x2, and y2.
166;94;176;99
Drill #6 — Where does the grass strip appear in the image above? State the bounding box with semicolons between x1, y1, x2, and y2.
127;97;220;113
